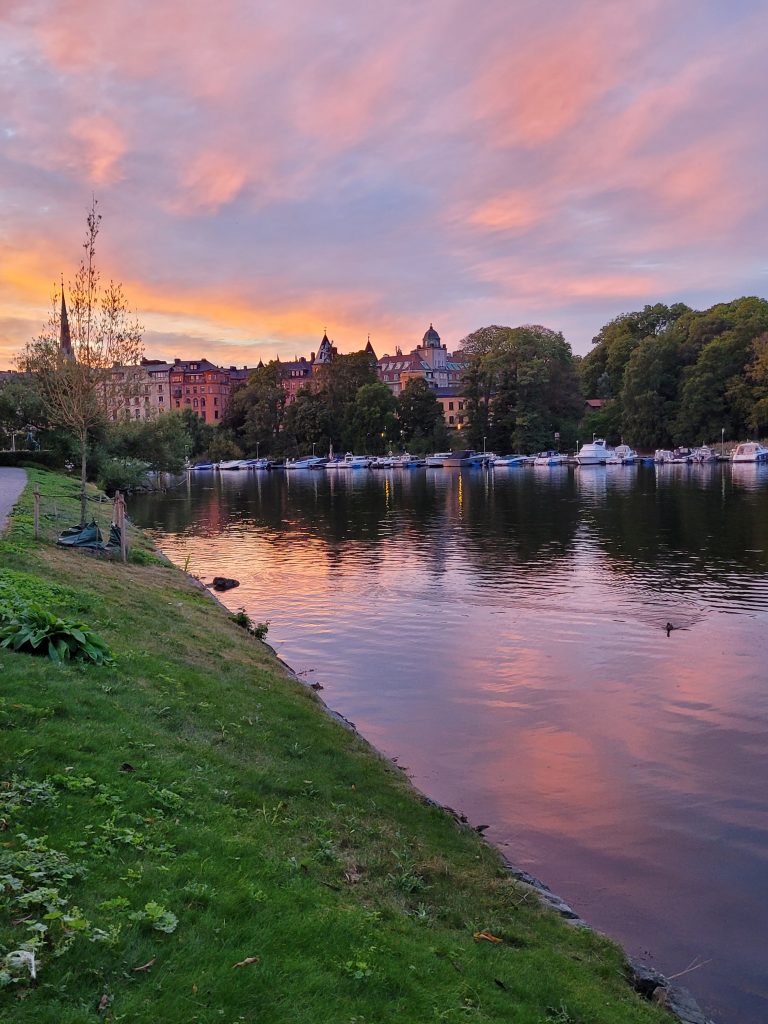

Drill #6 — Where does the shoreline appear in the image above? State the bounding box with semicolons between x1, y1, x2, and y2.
173;551;716;1024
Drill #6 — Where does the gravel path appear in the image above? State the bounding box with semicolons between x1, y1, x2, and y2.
0;467;27;535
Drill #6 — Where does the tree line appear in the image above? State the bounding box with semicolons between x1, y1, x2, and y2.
579;297;768;448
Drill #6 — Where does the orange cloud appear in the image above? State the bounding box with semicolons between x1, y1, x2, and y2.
69;115;127;184
466;190;546;233
174;152;249;214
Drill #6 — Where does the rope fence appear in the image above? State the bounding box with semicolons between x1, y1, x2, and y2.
30;485;128;561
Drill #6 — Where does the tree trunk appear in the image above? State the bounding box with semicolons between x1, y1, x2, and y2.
80;430;88;527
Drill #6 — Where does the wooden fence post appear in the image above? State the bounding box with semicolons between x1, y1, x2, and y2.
114;491;127;563
33;484;40;540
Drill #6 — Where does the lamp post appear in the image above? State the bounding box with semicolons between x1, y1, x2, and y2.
721;427;725;458
312;441;316;457
482;436;486;454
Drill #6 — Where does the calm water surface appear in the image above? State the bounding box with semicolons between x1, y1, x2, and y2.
132;464;768;1023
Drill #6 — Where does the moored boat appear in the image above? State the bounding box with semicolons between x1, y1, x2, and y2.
441;450;475;467
190;462;215;471
577;438;611;465
285;456;326;470
425;451;453;467
338;453;373;469
731;441;768;463
533;450;568;467
692;446;716;463
494;454;527;467
613;444;637;465
654;449;675;464
218;459;247;470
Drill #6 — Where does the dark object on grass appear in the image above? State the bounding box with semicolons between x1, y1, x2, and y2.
211;577;240;591
58;520;104;547
119;762;136;772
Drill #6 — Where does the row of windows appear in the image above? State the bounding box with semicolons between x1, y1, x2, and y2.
173;400;219;420
447;415;466;425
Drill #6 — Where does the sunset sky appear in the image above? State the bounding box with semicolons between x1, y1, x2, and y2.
1;0;766;369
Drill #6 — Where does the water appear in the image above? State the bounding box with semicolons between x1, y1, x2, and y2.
131;463;768;1023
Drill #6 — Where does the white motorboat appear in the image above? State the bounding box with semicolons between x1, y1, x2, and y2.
393;453;424;467
670;447;694;464
577;438;611;465
243;458;273;470
654;449;675;464
731;441;768;463
426;451;453;467
285;455;325;470
533;450;568;467
494;454;527;466
692;446;717;463
372;456;396;468
467;452;496;466
441;450;475;467
338;453;373;469
218;459;247;470
613;444;637;465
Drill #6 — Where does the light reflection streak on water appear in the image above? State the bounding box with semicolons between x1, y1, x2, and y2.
131;464;768;1023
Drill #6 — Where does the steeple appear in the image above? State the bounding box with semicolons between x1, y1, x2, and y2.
315;331;335;365
364;334;377;360
59;285;74;360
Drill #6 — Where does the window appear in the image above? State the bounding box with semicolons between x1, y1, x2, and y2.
158;384;163;392
213;397;218;406
193;387;197;395
134;409;141;419
175;401;180;408
193;399;198;408
458;402;464;411
449;416;455;424
201;398;206;408
214;411;219;420
158;395;164;402
457;415;464;424
449;402;454;411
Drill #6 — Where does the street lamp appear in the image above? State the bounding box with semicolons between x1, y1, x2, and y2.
482;436;486;453
721;427;725;458
256;441;260;459
312;441;316;457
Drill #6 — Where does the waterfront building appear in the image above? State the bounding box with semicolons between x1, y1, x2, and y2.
434;387;469;429
109;360;173;421
377;325;467;397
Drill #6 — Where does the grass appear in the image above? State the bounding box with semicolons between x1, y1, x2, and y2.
0;469;669;1024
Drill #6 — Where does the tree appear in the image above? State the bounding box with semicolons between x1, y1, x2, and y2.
222;361;286;455
348;381;397;454
20;200;143;523
397;378;443;445
460;324;582;452
283;388;331;454
314;352;378;448
0;374;48;449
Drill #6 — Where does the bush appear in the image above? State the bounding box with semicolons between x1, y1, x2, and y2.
98;457;150;495
0;450;62;469
0;601;114;665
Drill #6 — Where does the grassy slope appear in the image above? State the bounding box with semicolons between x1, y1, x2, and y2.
0;470;667;1024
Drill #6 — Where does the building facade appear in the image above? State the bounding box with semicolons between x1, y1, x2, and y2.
376;325;466;396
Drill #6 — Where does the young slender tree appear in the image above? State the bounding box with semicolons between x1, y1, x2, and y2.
20;199;143;524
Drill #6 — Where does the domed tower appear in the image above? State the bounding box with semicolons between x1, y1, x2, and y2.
418;323;446;371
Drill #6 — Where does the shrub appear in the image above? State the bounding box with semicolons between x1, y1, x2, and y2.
97;457;150;495
0;601;114;665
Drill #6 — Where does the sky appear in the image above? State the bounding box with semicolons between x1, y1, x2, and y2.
1;0;767;369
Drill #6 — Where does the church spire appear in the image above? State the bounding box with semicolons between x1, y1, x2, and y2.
59;284;73;359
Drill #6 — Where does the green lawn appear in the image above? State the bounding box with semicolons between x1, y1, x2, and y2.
0;470;668;1023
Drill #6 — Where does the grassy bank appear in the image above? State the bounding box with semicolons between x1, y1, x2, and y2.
0;470;667;1024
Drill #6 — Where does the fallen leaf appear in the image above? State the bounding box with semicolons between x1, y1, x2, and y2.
473;930;503;944
97;993;111;1011
233;956;261;969
132;958;156;973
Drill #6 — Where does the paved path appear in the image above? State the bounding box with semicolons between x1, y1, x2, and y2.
0;467;27;535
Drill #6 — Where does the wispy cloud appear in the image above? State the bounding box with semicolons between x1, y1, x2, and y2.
1;0;767;368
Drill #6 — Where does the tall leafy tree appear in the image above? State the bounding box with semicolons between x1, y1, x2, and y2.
349;381;397;454
397;378;443;445
222;361;286;455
